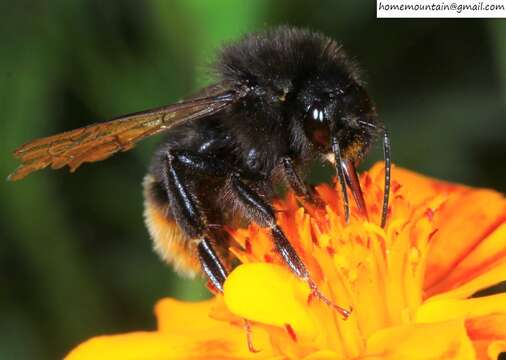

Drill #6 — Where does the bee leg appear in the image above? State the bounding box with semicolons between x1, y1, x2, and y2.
282;157;323;206
198;237;259;353
282;157;309;197
199;237;261;352
229;173;351;319
229;173;308;278
163;150;229;292
197;237;228;292
164;150;260;351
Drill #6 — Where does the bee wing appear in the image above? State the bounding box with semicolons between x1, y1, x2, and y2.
8;84;239;181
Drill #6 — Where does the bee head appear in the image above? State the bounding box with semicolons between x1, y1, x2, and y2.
219;26;381;164
298;76;378;163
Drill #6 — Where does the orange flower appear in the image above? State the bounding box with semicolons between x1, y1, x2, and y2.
66;164;506;360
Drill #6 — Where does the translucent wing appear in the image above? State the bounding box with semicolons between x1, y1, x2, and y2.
8;83;239;181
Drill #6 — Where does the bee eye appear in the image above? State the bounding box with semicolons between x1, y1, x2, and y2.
311;107;325;122
304;105;330;150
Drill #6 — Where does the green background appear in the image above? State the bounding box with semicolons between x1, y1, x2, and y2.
1;1;505;359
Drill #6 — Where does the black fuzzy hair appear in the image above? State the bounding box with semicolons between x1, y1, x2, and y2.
215;26;363;89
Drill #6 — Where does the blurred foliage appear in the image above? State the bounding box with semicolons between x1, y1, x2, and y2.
0;1;504;359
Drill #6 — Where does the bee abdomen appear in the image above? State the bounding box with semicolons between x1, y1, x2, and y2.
143;174;201;278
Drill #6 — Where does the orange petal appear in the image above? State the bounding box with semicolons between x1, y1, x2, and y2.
223;263;316;339
416;293;506;323
65;326;276;360
156;297;221;332
302;350;344;359
67;297;276;360
487;341;506;360
424;189;506;293
466;314;506;360
466;314;506;340
368;162;464;206
364;320;475;360
426;221;506;297
427;260;506;301
65;332;178;360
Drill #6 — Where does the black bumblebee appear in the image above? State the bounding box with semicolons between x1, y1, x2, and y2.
9;26;391;316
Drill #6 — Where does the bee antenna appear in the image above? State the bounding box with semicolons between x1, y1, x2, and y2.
357;120;391;227
381;129;391;228
331;136;350;223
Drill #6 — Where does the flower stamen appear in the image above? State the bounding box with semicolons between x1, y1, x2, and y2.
285;324;298;342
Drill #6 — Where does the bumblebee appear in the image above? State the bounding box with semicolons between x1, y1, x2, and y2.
9;27;391;315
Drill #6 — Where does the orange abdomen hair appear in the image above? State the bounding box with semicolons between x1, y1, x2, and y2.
143;175;201;278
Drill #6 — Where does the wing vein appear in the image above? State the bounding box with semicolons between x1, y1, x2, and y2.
8;85;239;181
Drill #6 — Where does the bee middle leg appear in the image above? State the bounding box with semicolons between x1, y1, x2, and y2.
229;173;309;279
229;172;351;318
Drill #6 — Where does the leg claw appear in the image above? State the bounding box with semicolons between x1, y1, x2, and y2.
308;279;352;320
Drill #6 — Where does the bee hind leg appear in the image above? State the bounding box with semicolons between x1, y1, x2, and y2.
198;238;258;352
163;149;232;291
197;237;228;292
163;149;258;351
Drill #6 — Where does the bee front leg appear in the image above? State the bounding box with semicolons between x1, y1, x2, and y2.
282;157;322;206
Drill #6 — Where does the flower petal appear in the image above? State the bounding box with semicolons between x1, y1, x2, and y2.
364;320;475;359
424;189;506;294
427;261;506;301
466;314;506;359
156;297;222;332
466;314;506;340
466;314;506;360
302;350;344;359
65;332;176;360
416;293;506;323
487;341;506;360
426;221;506;298
67;298;276;360
368;162;464;205
65;328;276;360
224;263;316;339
